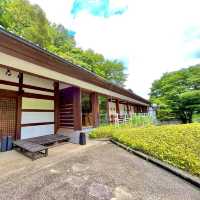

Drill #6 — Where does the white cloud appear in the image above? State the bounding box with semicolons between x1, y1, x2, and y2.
29;0;200;98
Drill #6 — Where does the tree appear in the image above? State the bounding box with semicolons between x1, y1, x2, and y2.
0;0;127;86
150;65;200;123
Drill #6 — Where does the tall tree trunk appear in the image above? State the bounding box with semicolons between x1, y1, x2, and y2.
180;112;187;124
188;112;193;123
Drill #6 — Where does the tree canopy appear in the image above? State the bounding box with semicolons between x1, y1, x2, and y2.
0;0;127;86
150;65;200;123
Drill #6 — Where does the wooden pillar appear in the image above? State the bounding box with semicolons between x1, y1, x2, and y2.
73;87;82;130
91;92;99;127
106;97;109;123
16;72;23;140
126;102;130;115
54;81;59;134
116;99;120;114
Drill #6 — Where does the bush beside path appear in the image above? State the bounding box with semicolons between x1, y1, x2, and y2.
90;123;200;177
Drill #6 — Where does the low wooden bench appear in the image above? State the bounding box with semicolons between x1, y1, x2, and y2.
13;140;48;160
25;134;70;146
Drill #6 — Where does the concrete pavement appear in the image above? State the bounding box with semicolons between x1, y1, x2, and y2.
0;141;199;200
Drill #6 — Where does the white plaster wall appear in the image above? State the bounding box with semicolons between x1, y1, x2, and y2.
23;73;54;90
0;67;19;83
0;84;18;91
22;112;54;124
59;83;72;90
22;98;54;110
21;124;54;139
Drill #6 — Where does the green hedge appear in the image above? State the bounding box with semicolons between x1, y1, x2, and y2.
90;123;200;177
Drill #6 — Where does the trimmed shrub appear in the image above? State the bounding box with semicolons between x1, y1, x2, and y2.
89;124;116;139
90;123;200;177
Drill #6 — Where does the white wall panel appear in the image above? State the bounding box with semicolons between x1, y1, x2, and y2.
22;98;54;110
22;112;54;124
59;83;72;90
0;84;18;91
23;73;54;90
21;124;54;139
0;67;19;83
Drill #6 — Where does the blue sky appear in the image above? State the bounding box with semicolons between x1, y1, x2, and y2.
29;0;200;98
71;0;127;17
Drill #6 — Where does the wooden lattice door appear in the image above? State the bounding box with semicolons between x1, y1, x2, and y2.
0;98;17;139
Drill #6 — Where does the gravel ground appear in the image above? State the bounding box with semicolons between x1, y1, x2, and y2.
0;141;199;200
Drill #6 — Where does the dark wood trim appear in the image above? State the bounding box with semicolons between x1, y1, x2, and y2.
106;97;109;123
21;122;54;127
22;92;54;100
91;92;99;127
0;79;19;87
16;72;23;139
54;81;59;134
0;89;18;97
126;102;130;115
0;80;53;93
16;96;22;139
22;83;54;93
22;109;54;112
116;99;120;114
73;87;82;130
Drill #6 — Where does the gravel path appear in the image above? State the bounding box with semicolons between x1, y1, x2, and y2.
0;141;199;200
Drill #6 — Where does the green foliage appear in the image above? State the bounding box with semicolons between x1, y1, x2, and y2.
90;114;154;138
0;0;126;86
89;124;115;139
90;123;200;177
150;65;200;123
128;114;153;127
99;96;108;125
193;113;200;122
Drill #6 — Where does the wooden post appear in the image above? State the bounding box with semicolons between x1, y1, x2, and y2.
16;72;23;140
116;99;120;114
126;102;130;115
73;87;82;130
54;81;59;134
91;92;99;127
106;97;109;124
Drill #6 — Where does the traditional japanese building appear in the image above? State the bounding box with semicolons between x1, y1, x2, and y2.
0;27;149;140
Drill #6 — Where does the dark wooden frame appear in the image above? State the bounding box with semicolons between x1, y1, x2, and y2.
54;82;59;134
0;71;56;139
22;109;54;112
73;87;82;130
0;80;54;93
91;92;99;127
21;122;55;127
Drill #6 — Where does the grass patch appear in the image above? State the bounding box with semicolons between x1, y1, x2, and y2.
90;123;200;177
193;113;200;122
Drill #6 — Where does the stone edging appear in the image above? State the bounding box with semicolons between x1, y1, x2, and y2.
110;139;200;189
